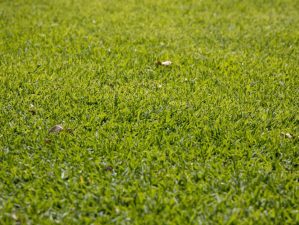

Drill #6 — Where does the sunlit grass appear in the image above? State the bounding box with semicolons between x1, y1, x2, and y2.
0;0;298;224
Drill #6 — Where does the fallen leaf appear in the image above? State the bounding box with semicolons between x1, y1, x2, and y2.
29;104;37;115
280;132;293;139
11;213;18;220
61;170;69;180
156;60;172;66
161;61;172;66
49;125;63;133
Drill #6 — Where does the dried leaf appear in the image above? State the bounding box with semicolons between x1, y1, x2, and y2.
49;125;63;133
11;213;18;220
61;170;69;180
156;60;172;66
280;132;293;139
161;60;172;66
29;104;37;115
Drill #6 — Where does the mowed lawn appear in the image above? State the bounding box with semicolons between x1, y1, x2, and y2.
0;0;298;224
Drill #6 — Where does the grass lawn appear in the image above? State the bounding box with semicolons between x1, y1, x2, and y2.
0;0;298;224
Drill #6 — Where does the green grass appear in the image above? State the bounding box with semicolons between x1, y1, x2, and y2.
0;0;298;224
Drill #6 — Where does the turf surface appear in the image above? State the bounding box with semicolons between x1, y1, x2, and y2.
0;0;298;224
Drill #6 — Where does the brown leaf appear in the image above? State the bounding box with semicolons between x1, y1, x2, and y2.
11;213;18;220
161;60;172;66
29;104;37;115
49;125;63;133
280;132;293;139
156;60;172;66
